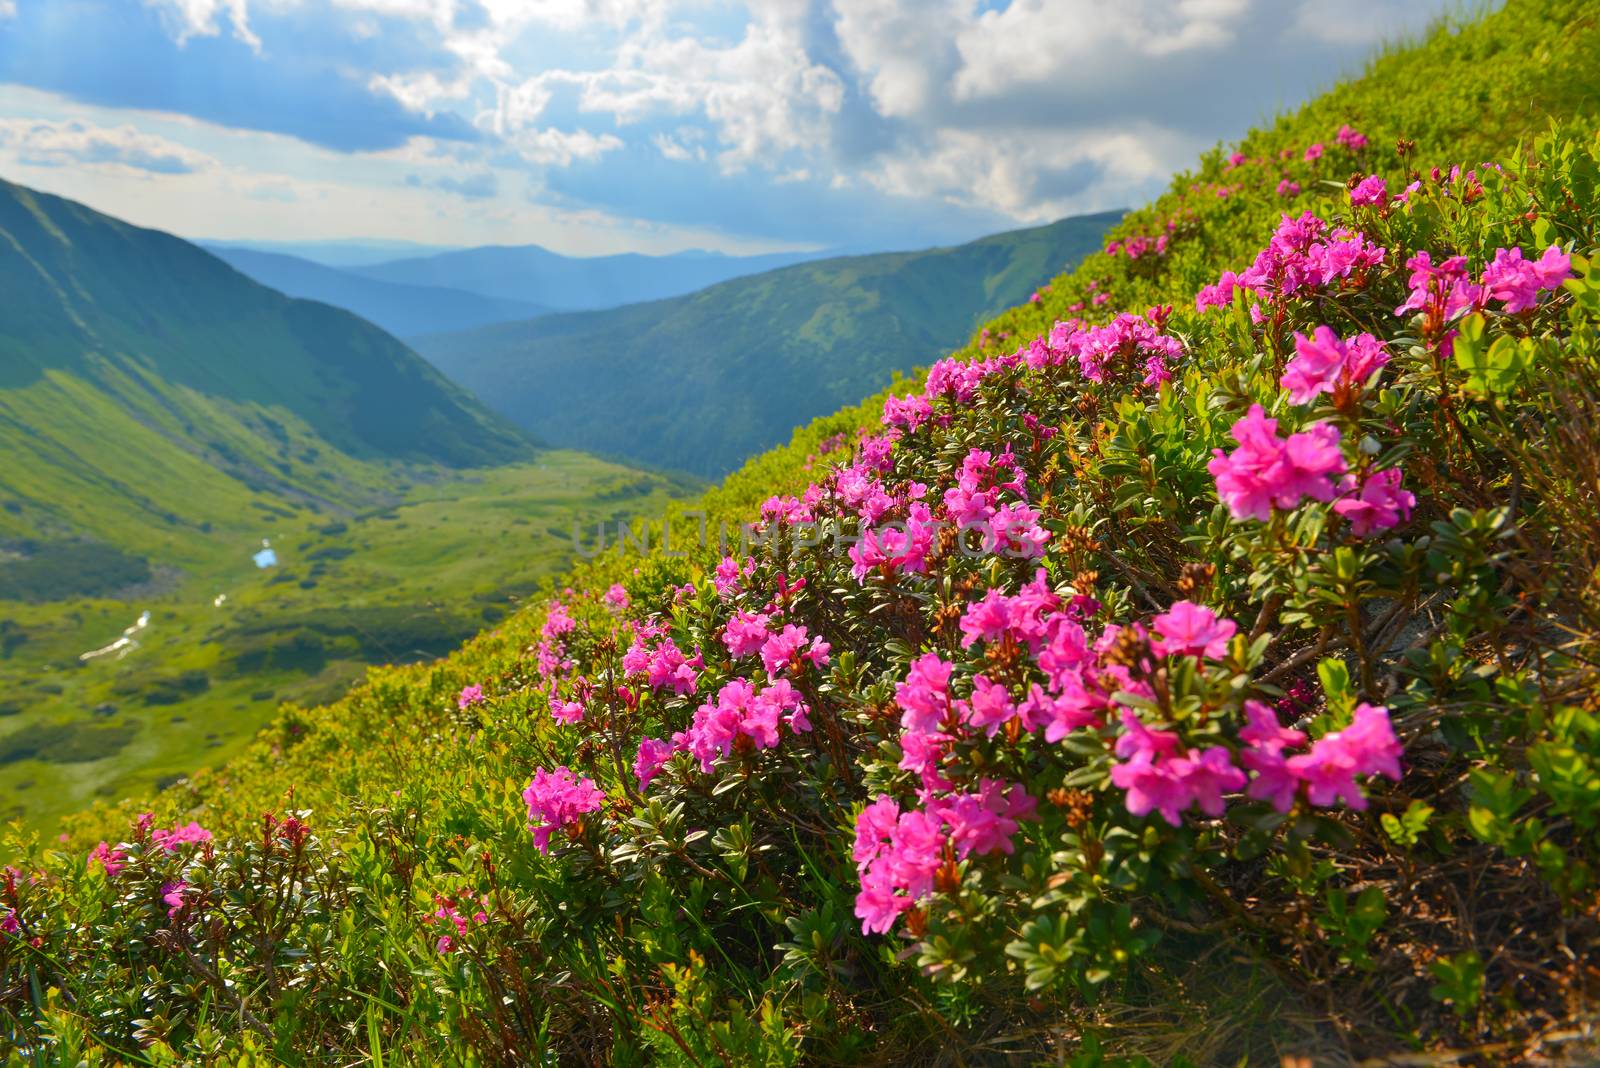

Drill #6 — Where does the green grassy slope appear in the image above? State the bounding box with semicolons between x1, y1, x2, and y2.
10;1;1600;1062
414;211;1121;476
0;179;697;830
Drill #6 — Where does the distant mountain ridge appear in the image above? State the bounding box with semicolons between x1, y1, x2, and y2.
206;246;549;339
413;211;1122;476
0;175;532;555
352;244;829;310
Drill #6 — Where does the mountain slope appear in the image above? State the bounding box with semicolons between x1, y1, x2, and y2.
0;178;690;829
414;211;1120;476
0;176;531;554
353;243;826;309
206;246;548;338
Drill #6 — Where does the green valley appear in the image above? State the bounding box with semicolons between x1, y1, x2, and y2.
414;211;1120;476
0;179;695;829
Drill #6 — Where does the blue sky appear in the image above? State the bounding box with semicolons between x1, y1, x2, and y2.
0;0;1461;256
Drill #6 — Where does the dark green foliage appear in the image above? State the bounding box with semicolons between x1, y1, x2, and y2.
415;213;1120;476
0;720;138;765
0;540;151;602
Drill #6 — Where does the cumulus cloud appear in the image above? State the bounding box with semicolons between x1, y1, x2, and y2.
1;0;1463;248
0;118;218;174
509;127;624;167
144;0;260;50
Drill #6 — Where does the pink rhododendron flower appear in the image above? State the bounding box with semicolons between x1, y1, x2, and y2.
848;503;937;581
1151;600;1237;660
963;675;1019;737
1240;699;1307;752
1286;703;1403;809
1350;174;1387;206
542;601;576;639
634;737;674;791
1195;270;1239;310
1208;405;1347;521
1281;326;1392;404
1395;251;1482;320
760;624;831;677
1114;708;1182;762
151;822;211;852
882;392;933;432
712;556;746;599
1175;747;1249;817
937;779;1036;857
1277;179;1301;198
895;652;954;735
1336;124;1368;150
522;767;604;853
1334;468;1416;536
89;841;127;877
645;639;699;695
1481;244;1572;313
723;609;772;658
458;684;484;709
1303;143;1324;161
161;880;189;920
549;696;584;725
604;583;630;611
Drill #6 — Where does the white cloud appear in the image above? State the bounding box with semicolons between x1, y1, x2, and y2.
144;0;261;50
0;118;220;174
508;126;624;167
368;69;473;114
0;1;16;18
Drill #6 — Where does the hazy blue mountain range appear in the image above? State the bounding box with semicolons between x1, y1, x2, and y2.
351;243;830;310
414;211;1123;477
198;238;462;268
207;246;549;338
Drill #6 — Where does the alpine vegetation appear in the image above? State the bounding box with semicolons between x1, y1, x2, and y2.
5;1;1600;1063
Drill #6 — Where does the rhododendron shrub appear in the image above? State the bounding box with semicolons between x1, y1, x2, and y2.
7;8;1600;1061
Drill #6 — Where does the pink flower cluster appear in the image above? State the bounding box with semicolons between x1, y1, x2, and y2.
1196;212;1385;316
1349;174;1387;207
458;684;484;709
848;502;938;580
161;880;189;920
623;630;700;696
853;780;1036;934
1240;701;1402;811
522;767;604;853
676;678;812;774
1110;717;1246;826
1036;312;1184;388
1207;405;1346;521
1281;325;1392;404
1334;469;1416;537
1396;244;1569;322
90;840;127;876
151;821;212;852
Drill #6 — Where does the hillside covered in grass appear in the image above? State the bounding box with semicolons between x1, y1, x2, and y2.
7;1;1600;1063
415;212;1119;476
0;183;697;829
